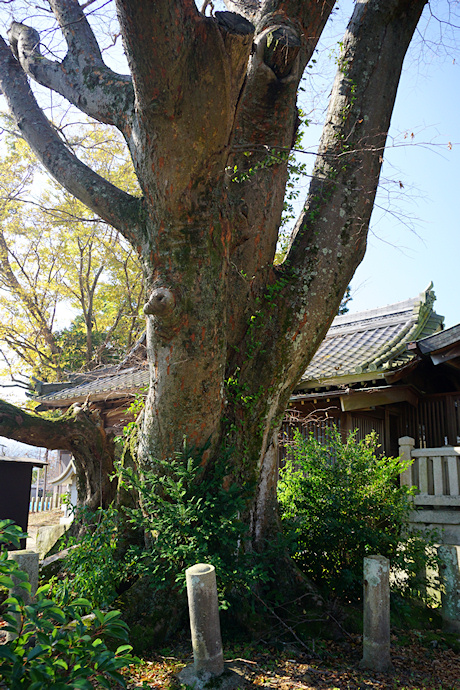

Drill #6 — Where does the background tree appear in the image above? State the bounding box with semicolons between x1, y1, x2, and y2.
0;0;434;608
0;124;144;384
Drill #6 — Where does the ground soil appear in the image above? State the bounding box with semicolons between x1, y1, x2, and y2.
126;632;460;689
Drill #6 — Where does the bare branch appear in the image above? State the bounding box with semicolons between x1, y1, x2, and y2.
0;36;143;247
7;0;134;130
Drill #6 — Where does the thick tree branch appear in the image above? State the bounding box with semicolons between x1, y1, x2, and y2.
0;399;116;509
48;0;105;58
275;0;428;374
0;36;143;247
225;1;335;347
7;0;134;130
115;2;254;207
114;0;199;114
0;399;76;450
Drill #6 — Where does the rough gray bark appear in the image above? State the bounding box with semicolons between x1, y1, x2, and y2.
0;0;427;550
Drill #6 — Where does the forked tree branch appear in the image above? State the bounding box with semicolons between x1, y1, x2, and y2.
0;36;144;248
7;0;134;131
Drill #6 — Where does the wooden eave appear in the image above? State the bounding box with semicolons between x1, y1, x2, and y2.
291;384;419;412
409;323;460;369
36;387;140;409
297;369;388;391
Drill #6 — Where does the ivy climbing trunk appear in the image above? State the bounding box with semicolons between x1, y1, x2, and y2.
0;0;427;584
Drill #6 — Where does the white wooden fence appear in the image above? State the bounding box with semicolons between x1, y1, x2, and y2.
29;465;65;513
399;437;460;508
29;487;63;513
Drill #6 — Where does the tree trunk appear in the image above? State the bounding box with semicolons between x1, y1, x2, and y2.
0;0;428;626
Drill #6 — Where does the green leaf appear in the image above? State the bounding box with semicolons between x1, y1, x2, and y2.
72;597;92;607
26;645;47;662
53;658;69;670
0;575;15;588
101;609;121;623
0;645;17;661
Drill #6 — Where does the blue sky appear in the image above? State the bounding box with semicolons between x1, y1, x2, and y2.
326;2;460;327
349;50;459;326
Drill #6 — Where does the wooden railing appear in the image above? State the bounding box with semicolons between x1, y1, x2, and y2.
399;437;460;508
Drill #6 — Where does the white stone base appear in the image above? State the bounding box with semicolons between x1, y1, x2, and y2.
177;662;244;690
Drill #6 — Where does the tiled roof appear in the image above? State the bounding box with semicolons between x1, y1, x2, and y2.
299;284;444;388
37;285;444;405
34;333;148;407
36;366;149;407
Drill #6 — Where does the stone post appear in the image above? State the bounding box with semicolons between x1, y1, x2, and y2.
438;545;460;633
6;549;40;642
398;436;415;487
360;555;394;673
178;563;241;690
186;563;224;676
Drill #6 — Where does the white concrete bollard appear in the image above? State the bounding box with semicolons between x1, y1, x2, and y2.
438;544;460;633
186;562;224;676
6;550;40;642
398;436;415;487
360;555;394;673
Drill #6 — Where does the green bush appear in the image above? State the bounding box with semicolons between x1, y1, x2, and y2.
119;450;277;607
278;427;439;601
0;520;136;689
52;505;137;609
53;449;280;612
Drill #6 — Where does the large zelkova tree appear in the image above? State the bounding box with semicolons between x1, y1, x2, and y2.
0;1;428;533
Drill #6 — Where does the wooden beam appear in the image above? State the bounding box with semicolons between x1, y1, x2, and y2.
340;386;418;412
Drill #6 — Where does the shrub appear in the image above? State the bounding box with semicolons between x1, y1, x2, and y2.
52;504;137;609
0;520;136;690
278;427;439;601
53;449;280;612
119;450;276;607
